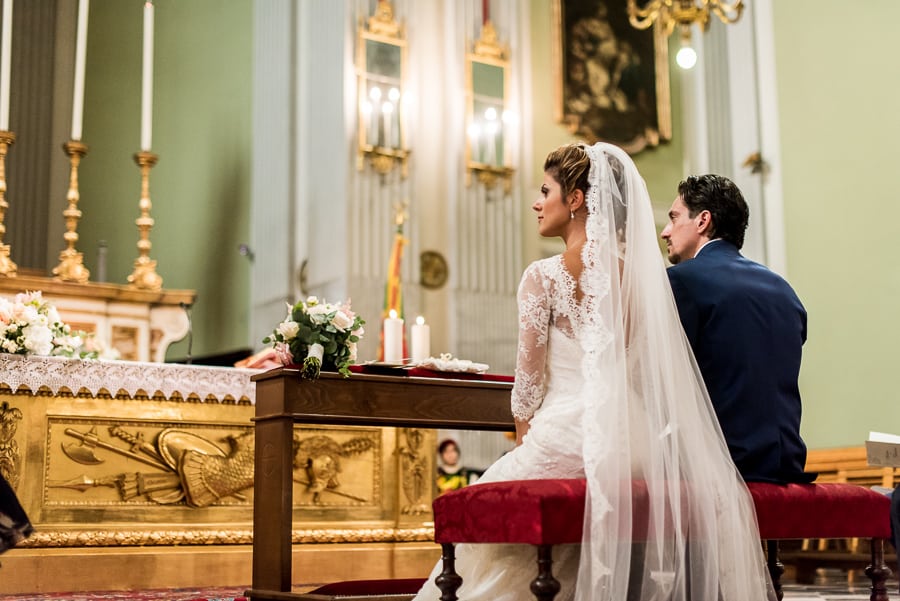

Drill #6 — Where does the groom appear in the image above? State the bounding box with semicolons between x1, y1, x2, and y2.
661;174;815;484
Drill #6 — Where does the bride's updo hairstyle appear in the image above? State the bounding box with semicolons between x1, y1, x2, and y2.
543;143;591;200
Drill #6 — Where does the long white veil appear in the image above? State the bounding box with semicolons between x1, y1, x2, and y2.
574;142;775;601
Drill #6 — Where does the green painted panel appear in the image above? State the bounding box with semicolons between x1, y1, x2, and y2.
77;0;253;361
773;1;900;449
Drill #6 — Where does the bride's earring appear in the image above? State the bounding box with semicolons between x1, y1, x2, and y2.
570;210;575;220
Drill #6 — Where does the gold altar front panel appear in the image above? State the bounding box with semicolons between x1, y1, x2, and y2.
42;419;385;519
0;356;438;594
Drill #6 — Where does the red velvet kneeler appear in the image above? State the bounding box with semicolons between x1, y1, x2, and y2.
431;479;893;601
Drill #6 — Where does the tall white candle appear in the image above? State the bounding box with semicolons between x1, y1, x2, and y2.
140;1;154;151
410;316;431;363
0;0;13;131
70;0;89;141
383;309;404;363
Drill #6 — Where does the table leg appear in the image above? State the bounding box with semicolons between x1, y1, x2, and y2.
253;415;296;592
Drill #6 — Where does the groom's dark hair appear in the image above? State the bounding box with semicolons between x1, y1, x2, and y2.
678;174;749;249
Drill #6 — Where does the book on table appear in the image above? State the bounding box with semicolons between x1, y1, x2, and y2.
866;431;900;467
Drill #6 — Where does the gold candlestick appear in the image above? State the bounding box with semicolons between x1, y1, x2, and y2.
128;151;163;291
0;131;17;277
52;141;91;283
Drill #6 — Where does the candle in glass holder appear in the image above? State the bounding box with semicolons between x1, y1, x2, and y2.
383;309;404;363
411;316;430;362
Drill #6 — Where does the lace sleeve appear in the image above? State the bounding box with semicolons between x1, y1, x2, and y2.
511;262;551;422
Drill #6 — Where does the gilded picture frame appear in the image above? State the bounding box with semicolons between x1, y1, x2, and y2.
552;0;672;155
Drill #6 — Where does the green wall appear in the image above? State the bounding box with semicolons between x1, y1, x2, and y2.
774;1;900;448
78;0;253;361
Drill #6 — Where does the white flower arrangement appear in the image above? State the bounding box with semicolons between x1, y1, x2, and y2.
263;296;365;379
0;291;117;360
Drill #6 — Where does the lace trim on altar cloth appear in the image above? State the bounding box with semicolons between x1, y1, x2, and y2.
0;354;261;403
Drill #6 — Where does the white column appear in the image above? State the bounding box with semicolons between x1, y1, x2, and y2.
249;0;295;349
752;0;787;276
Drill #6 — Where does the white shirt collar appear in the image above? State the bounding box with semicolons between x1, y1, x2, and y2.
693;238;722;258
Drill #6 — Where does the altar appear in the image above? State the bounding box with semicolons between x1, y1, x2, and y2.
0;356;445;595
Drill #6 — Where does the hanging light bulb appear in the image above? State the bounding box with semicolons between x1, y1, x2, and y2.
676;45;698;69
676;26;698;69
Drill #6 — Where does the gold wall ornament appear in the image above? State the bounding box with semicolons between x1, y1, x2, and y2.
0;131;17;276
0;401;23;489
356;0;409;178
52;141;91;283
466;20;515;192
419;250;448;290
367;0;402;38
128;151;163;291
473;20;505;60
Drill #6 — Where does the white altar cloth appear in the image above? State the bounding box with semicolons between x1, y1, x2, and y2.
0;354;261;403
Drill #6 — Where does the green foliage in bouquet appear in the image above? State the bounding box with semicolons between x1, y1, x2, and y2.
263;296;365;379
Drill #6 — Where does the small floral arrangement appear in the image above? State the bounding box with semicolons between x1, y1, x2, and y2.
0;291;115;360
263;296;365;379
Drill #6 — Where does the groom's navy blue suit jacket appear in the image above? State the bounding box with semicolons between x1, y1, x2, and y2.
667;240;814;483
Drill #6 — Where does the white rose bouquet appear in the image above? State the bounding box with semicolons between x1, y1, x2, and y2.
263;296;365;380
0;291;115;359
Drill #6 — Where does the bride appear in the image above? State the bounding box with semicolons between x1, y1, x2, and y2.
412;142;775;601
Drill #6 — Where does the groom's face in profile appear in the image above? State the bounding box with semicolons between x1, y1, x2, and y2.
661;195;704;264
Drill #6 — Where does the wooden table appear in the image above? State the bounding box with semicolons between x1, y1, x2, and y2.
247;368;514;600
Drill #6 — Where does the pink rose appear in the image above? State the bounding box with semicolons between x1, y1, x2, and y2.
274;341;294;365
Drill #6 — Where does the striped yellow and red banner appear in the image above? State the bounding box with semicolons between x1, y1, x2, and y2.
379;225;408;361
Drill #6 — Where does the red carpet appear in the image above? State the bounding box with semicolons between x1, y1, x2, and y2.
0;587;247;601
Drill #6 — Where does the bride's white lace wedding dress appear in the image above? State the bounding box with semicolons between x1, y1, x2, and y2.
412;256;598;601
413;142;773;601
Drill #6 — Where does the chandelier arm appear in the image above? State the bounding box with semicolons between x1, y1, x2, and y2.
627;0;664;30
710;0;744;24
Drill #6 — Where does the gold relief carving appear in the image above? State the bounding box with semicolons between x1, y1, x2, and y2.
49;422;250;507
293;431;380;507
398;428;428;515
16;526;434;548
111;325;139;361
0;400;23;488
46;420;382;510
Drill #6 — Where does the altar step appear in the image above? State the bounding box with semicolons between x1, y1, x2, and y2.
0;587;248;601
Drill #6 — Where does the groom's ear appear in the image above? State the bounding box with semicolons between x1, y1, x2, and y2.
695;210;713;235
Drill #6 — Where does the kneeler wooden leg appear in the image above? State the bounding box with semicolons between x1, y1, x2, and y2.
531;544;561;601
765;540;784;601
435;542;463;601
864;538;891;601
